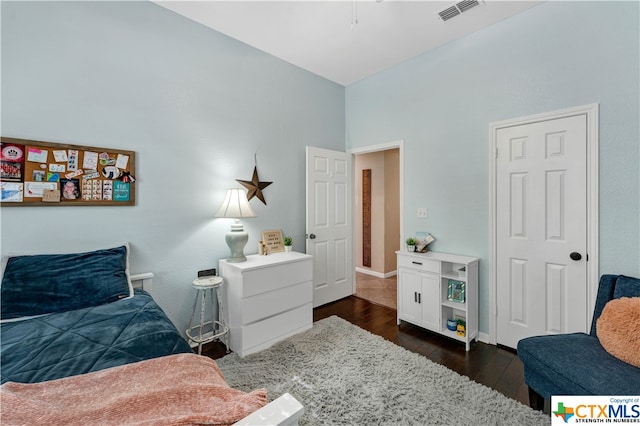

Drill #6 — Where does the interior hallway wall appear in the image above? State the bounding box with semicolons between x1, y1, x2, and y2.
384;149;400;273
354;149;400;276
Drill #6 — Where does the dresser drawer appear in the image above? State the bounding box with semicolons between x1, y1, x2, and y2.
240;303;312;355
241;259;312;297
397;255;440;273
241;281;312;325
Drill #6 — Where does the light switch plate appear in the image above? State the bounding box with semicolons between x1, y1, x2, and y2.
417;208;428;218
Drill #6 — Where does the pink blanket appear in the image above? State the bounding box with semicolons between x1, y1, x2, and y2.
1;353;267;425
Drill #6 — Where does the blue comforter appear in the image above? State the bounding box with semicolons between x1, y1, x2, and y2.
1;289;193;384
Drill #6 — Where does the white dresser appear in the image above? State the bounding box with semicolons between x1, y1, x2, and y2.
219;252;313;357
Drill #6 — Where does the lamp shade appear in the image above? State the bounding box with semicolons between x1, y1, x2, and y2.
215;188;256;219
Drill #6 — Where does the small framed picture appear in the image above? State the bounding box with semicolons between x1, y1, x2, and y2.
261;229;284;253
447;279;465;303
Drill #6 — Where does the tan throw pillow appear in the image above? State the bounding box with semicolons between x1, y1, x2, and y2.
596;297;640;368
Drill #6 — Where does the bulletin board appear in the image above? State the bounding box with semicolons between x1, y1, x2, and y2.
0;137;136;207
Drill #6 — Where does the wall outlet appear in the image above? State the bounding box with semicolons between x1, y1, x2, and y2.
417;208;428;218
197;268;217;277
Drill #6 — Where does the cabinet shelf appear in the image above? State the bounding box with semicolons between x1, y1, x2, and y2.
440;326;478;344
397;251;478;351
441;273;466;281
441;299;466;310
440;327;463;341
441;261;468;279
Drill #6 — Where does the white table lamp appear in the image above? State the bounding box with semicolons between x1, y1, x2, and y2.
215;188;256;263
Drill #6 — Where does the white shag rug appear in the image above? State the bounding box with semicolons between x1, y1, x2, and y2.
216;316;548;425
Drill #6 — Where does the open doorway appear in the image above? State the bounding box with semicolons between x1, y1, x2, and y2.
352;144;402;310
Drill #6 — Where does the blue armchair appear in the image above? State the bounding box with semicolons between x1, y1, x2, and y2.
517;274;640;409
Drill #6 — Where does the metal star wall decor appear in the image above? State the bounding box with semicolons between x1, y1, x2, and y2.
236;166;272;205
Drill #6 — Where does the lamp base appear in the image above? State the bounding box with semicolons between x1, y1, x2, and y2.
226;256;247;263
225;220;249;263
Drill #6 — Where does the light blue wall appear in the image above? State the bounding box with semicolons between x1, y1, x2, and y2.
2;1;638;340
0;1;345;333
346;1;640;334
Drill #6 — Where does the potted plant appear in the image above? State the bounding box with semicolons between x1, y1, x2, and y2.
406;237;418;252
283;236;293;252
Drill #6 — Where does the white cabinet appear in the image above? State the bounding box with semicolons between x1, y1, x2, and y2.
398;268;440;330
397;251;479;351
220;252;313;357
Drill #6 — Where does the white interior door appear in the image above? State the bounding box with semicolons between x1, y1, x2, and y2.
306;146;353;307
496;114;589;349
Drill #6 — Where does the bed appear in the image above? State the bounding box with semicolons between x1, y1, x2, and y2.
0;245;303;425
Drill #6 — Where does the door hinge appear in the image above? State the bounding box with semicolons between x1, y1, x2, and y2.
495;147;499;159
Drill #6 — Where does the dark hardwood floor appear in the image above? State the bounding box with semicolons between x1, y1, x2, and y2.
203;295;541;410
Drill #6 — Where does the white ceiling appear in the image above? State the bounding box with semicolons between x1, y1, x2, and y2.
154;1;543;86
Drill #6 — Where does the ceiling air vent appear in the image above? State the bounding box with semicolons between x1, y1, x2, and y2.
457;0;480;13
437;0;483;22
438;6;460;21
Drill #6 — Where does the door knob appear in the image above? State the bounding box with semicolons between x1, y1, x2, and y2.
570;252;582;261
308;234;316;239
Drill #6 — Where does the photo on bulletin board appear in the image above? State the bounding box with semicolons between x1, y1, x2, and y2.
0;136;135;207
261;229;284;253
1;143;24;182
60;179;80;200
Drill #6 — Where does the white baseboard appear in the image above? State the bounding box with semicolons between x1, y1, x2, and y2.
477;332;490;344
355;267;397;279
